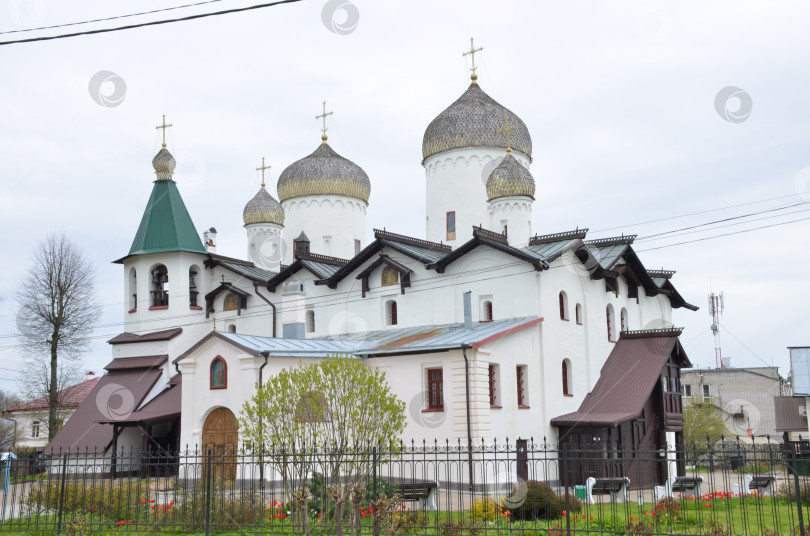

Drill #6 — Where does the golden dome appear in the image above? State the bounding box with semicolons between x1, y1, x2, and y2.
152;147;176;181
486;154;535;201
277;143;370;203
243;187;285;226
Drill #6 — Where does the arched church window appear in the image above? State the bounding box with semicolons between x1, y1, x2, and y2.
210;357;227;389
606;304;616;342
306;310;315;333
562;359;572;396
227;324;236;334
446;211;456;241
620;307;629;333
559;292;569;320
223;293;238;311
575;303;583;325
482;300;493;322
381;267;399;287
385;300;398;326
189;266;200;308
151;265;169;307
128;267;137;312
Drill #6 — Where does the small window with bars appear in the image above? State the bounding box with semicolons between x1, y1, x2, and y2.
427;368;444;410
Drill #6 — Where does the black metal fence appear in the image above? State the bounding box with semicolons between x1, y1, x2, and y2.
1;438;809;535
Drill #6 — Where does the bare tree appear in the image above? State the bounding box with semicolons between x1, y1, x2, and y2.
16;233;101;440
0;389;21;450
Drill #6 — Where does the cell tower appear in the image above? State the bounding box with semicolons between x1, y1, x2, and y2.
708;292;725;368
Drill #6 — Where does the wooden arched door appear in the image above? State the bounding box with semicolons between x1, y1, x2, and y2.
202;407;238;481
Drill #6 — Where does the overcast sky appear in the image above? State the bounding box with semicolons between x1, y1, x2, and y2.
1;0;808;394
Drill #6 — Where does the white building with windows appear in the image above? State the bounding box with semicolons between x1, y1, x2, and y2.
49;52;698;472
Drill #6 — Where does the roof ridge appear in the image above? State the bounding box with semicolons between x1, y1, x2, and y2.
207;253;256;267
294;251;349;266
620;327;684;339
529;229;589;245
584;235;637;246
374;229;452;252
647;269;676;278
473;225;509;244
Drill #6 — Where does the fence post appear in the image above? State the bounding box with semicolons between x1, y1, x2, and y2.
792;443;805;536
55;453;68;536
205;449;212;536
562;446;571;536
372;446;378;499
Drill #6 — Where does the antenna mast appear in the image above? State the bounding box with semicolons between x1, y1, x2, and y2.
708;291;725;368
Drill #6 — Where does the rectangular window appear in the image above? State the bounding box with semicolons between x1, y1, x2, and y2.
702;384;710;401
682;384;692;397
427;368;444;410
32;421;40;438
489;364;500;407
446;211;456;241
354;239;361;256
517;365;529;407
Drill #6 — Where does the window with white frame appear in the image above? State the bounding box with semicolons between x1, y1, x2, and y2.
32;421;40;438
426;368;444;410
682;384;692;397
702;384;710;401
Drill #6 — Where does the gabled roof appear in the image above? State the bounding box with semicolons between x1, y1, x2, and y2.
176;317;543;361
429;226;549;273
6;376;100;413
115;180;205;263
107;327;183;345
266;251;348;292
205;253;276;282
97;375;181;425
551;328;690;428
104;355;167;371
317;229;452;289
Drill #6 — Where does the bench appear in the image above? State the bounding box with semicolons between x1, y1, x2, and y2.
585;476;630;505
732;474;776;496
655;476;704;501
397;480;439;511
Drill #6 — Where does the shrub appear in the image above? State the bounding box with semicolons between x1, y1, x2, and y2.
395;511;428;534
467;497;509;522
778;480;810;502
438;518;484;535
504;480;582;521
26;480;148;520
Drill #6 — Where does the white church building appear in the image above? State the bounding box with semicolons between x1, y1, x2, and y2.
49;50;697;489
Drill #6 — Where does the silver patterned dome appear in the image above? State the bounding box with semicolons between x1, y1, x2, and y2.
243;186;285;226
486;154;535;201
152;147;176;181
277;142;371;203
422;83;532;163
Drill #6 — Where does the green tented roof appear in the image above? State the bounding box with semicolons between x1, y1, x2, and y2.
122;180;205;260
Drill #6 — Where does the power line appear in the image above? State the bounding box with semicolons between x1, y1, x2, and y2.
0;0;302;46
0;0;228;35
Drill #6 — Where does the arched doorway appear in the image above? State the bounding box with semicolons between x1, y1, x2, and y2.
202;407;238;481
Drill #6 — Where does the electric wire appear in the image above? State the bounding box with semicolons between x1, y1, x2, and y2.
0;0;302;46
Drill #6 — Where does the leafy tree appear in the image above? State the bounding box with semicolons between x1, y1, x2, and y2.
683;401;726;449
239;356;406;535
15;233;101;440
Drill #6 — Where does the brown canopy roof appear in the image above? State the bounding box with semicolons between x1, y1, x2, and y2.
551;329;690;428
97;375;181;425
775;396;808;433
104;355;167;371
46;368;163;453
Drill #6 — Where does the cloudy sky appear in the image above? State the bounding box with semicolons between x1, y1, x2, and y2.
1;0;808;394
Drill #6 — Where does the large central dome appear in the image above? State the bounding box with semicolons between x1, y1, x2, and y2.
277;143;371;203
422;83;532;163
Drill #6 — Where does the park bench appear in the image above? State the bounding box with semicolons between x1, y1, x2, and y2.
584;476;630;505
397;480;439;510
732;474;776;496
655;475;704;501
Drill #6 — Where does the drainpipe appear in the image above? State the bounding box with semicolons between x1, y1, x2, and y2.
258;350;270;488
254;283;277;338
462;345;474;490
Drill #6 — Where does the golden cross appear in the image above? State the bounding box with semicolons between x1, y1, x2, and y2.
256;157;271;188
316;101;334;143
155;114;173;148
497;116;516;154
462;37;484;82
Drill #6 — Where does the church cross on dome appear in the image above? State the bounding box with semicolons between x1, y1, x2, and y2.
462;37;484;83
316;101;334;144
498;116;516;154
155;114;173;148
256;157;271;188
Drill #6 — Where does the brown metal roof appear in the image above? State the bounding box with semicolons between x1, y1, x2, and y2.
551;330;689;428
46;369;163;453
107;327;183;344
775;396;808;433
6;377;100;413
104;355;167;371
98;375;181;424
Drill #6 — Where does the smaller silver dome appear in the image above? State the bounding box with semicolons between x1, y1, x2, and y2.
152;147;176;181
277;143;371;203
486;154;535;201
243;187;285;226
